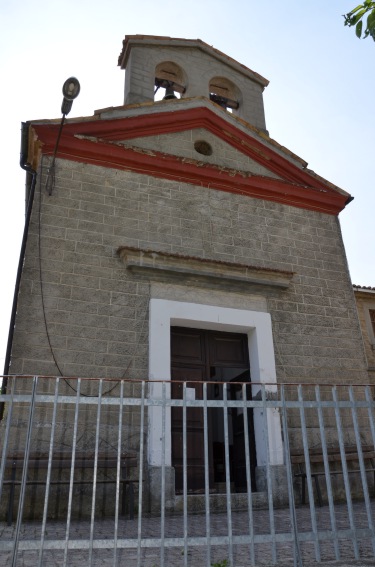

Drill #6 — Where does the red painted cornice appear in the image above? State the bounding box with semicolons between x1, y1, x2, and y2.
30;106;349;215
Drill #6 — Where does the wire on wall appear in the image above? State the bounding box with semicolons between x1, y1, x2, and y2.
38;157;150;396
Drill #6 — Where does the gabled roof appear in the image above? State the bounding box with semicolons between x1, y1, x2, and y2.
118;35;269;89
27;98;351;215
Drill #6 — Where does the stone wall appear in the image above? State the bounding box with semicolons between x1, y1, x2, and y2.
10;155;367;386
4;146;369;515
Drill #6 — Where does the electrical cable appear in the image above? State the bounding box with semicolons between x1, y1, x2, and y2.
1;123;38;421
45;115;65;196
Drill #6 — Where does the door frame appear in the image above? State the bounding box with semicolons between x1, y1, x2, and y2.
148;298;283;471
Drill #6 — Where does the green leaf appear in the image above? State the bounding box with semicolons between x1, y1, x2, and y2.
352;9;367;24
344;2;375;40
350;4;367;14
367;9;375;26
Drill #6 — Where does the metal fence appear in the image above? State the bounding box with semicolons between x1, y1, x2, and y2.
0;375;375;567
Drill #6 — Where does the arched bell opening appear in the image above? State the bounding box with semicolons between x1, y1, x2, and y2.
155;61;187;101
209;76;241;114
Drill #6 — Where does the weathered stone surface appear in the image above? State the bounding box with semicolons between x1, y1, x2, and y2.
8;159;367;386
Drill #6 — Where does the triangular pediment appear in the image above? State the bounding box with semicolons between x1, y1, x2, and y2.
28;101;351;215
118;127;282;179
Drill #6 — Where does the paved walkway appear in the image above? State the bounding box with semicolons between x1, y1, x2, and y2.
1;501;375;566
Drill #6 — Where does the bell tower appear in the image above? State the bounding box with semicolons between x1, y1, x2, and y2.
118;35;269;132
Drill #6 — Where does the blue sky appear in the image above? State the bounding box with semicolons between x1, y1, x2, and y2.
0;1;374;370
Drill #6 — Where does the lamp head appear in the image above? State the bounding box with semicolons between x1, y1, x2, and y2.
61;77;80;115
62;77;80;100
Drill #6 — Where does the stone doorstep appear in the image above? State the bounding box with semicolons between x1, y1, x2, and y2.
174;491;270;514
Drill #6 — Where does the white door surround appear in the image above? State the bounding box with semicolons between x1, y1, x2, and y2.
148;298;283;469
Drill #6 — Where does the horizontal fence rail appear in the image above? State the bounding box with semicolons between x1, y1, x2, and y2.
0;376;374;566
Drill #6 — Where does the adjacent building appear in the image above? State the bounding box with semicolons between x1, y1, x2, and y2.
353;285;375;382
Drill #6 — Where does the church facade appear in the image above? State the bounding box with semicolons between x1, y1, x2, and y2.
5;35;369;511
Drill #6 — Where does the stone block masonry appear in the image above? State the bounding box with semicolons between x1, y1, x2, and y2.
4;148;369;519
123;41;267;130
10;154;368;388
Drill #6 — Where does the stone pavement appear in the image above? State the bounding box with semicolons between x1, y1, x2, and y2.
0;501;375;566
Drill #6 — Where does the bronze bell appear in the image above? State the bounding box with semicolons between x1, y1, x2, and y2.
163;83;177;100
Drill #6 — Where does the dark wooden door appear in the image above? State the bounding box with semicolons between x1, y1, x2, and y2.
171;327;256;493
171;329;208;493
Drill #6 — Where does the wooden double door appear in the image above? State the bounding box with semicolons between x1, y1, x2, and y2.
171;327;257;494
